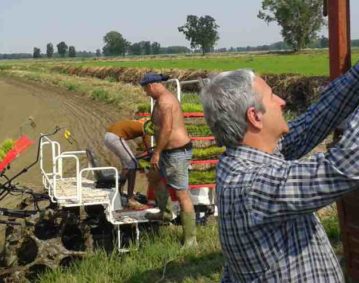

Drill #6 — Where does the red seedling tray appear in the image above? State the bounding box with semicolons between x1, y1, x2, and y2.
190;136;215;141
191;159;218;165
136;112;205;118
0;135;34;173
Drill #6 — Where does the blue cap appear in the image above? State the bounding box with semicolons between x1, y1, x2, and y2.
140;72;169;86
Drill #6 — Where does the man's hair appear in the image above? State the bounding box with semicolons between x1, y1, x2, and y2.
200;69;265;147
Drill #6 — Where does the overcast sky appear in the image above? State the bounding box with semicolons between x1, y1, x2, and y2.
0;0;358;53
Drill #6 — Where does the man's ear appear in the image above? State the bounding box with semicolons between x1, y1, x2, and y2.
246;107;263;130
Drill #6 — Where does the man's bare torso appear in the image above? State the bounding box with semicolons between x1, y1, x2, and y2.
152;91;190;150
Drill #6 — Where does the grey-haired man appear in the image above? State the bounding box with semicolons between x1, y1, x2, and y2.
201;64;359;282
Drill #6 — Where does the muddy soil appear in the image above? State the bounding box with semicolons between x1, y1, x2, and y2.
0;76;147;197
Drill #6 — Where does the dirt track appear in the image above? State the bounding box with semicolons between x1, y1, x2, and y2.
0;77;131;187
0;76;152;249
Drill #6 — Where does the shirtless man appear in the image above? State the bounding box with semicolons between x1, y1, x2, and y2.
140;72;197;247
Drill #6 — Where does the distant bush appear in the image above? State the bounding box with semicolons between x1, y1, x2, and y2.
91;88;110;101
62;81;79;91
0;65;11;71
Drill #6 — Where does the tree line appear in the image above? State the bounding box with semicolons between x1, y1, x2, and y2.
33;42;79;58
3;0;359;60
4;37;357;60
216;36;332;53
30;40;192;59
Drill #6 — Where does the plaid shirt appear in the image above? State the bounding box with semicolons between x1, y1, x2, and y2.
218;64;359;283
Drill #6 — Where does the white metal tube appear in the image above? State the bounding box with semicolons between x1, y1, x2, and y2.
61;150;87;155
53;154;80;201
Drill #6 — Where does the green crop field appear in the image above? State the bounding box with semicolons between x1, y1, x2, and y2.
1;49;359;76
72;49;359;76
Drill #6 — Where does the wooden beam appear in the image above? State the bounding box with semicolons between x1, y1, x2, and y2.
328;0;351;79
327;0;358;280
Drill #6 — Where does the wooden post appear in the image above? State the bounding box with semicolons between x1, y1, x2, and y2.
327;0;359;281
328;0;351;79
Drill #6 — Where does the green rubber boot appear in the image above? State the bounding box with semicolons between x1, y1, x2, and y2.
181;212;198;248
145;181;173;222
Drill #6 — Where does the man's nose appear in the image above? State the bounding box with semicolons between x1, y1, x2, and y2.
276;95;286;108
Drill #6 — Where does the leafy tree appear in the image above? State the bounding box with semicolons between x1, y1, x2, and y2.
102;31;129;56
0;53;32;60
128;41;152;55
57;41;68;57
76;51;97;57
258;0;325;51
96;49;101;57
143;41;151;55
129;42;143;55
352;39;359;47
178;15;219;55
69;46;76;57
151;42;161;54
46;43;54;58
161;46;191;54
33;47;41;58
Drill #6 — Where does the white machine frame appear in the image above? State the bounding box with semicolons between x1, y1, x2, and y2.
39;134;159;252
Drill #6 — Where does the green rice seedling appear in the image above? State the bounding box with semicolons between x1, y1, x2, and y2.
137;103;151;113
0;139;15;162
181;93;200;104
182;103;203;113
192;146;225;160
189;169;216;184
0;149;6;162
186;124;212;136
138;159;151;170
1;139;15;154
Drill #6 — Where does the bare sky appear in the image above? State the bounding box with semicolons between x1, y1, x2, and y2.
0;0;358;53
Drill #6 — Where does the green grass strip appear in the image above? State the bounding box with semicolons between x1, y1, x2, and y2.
71;49;359;76
39;224;223;283
136;102;203;113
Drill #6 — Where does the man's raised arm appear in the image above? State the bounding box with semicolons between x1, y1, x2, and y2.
280;63;359;160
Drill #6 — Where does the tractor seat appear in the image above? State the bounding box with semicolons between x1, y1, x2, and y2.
86;149;126;189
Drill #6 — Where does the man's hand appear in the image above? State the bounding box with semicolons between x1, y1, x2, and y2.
150;151;160;170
